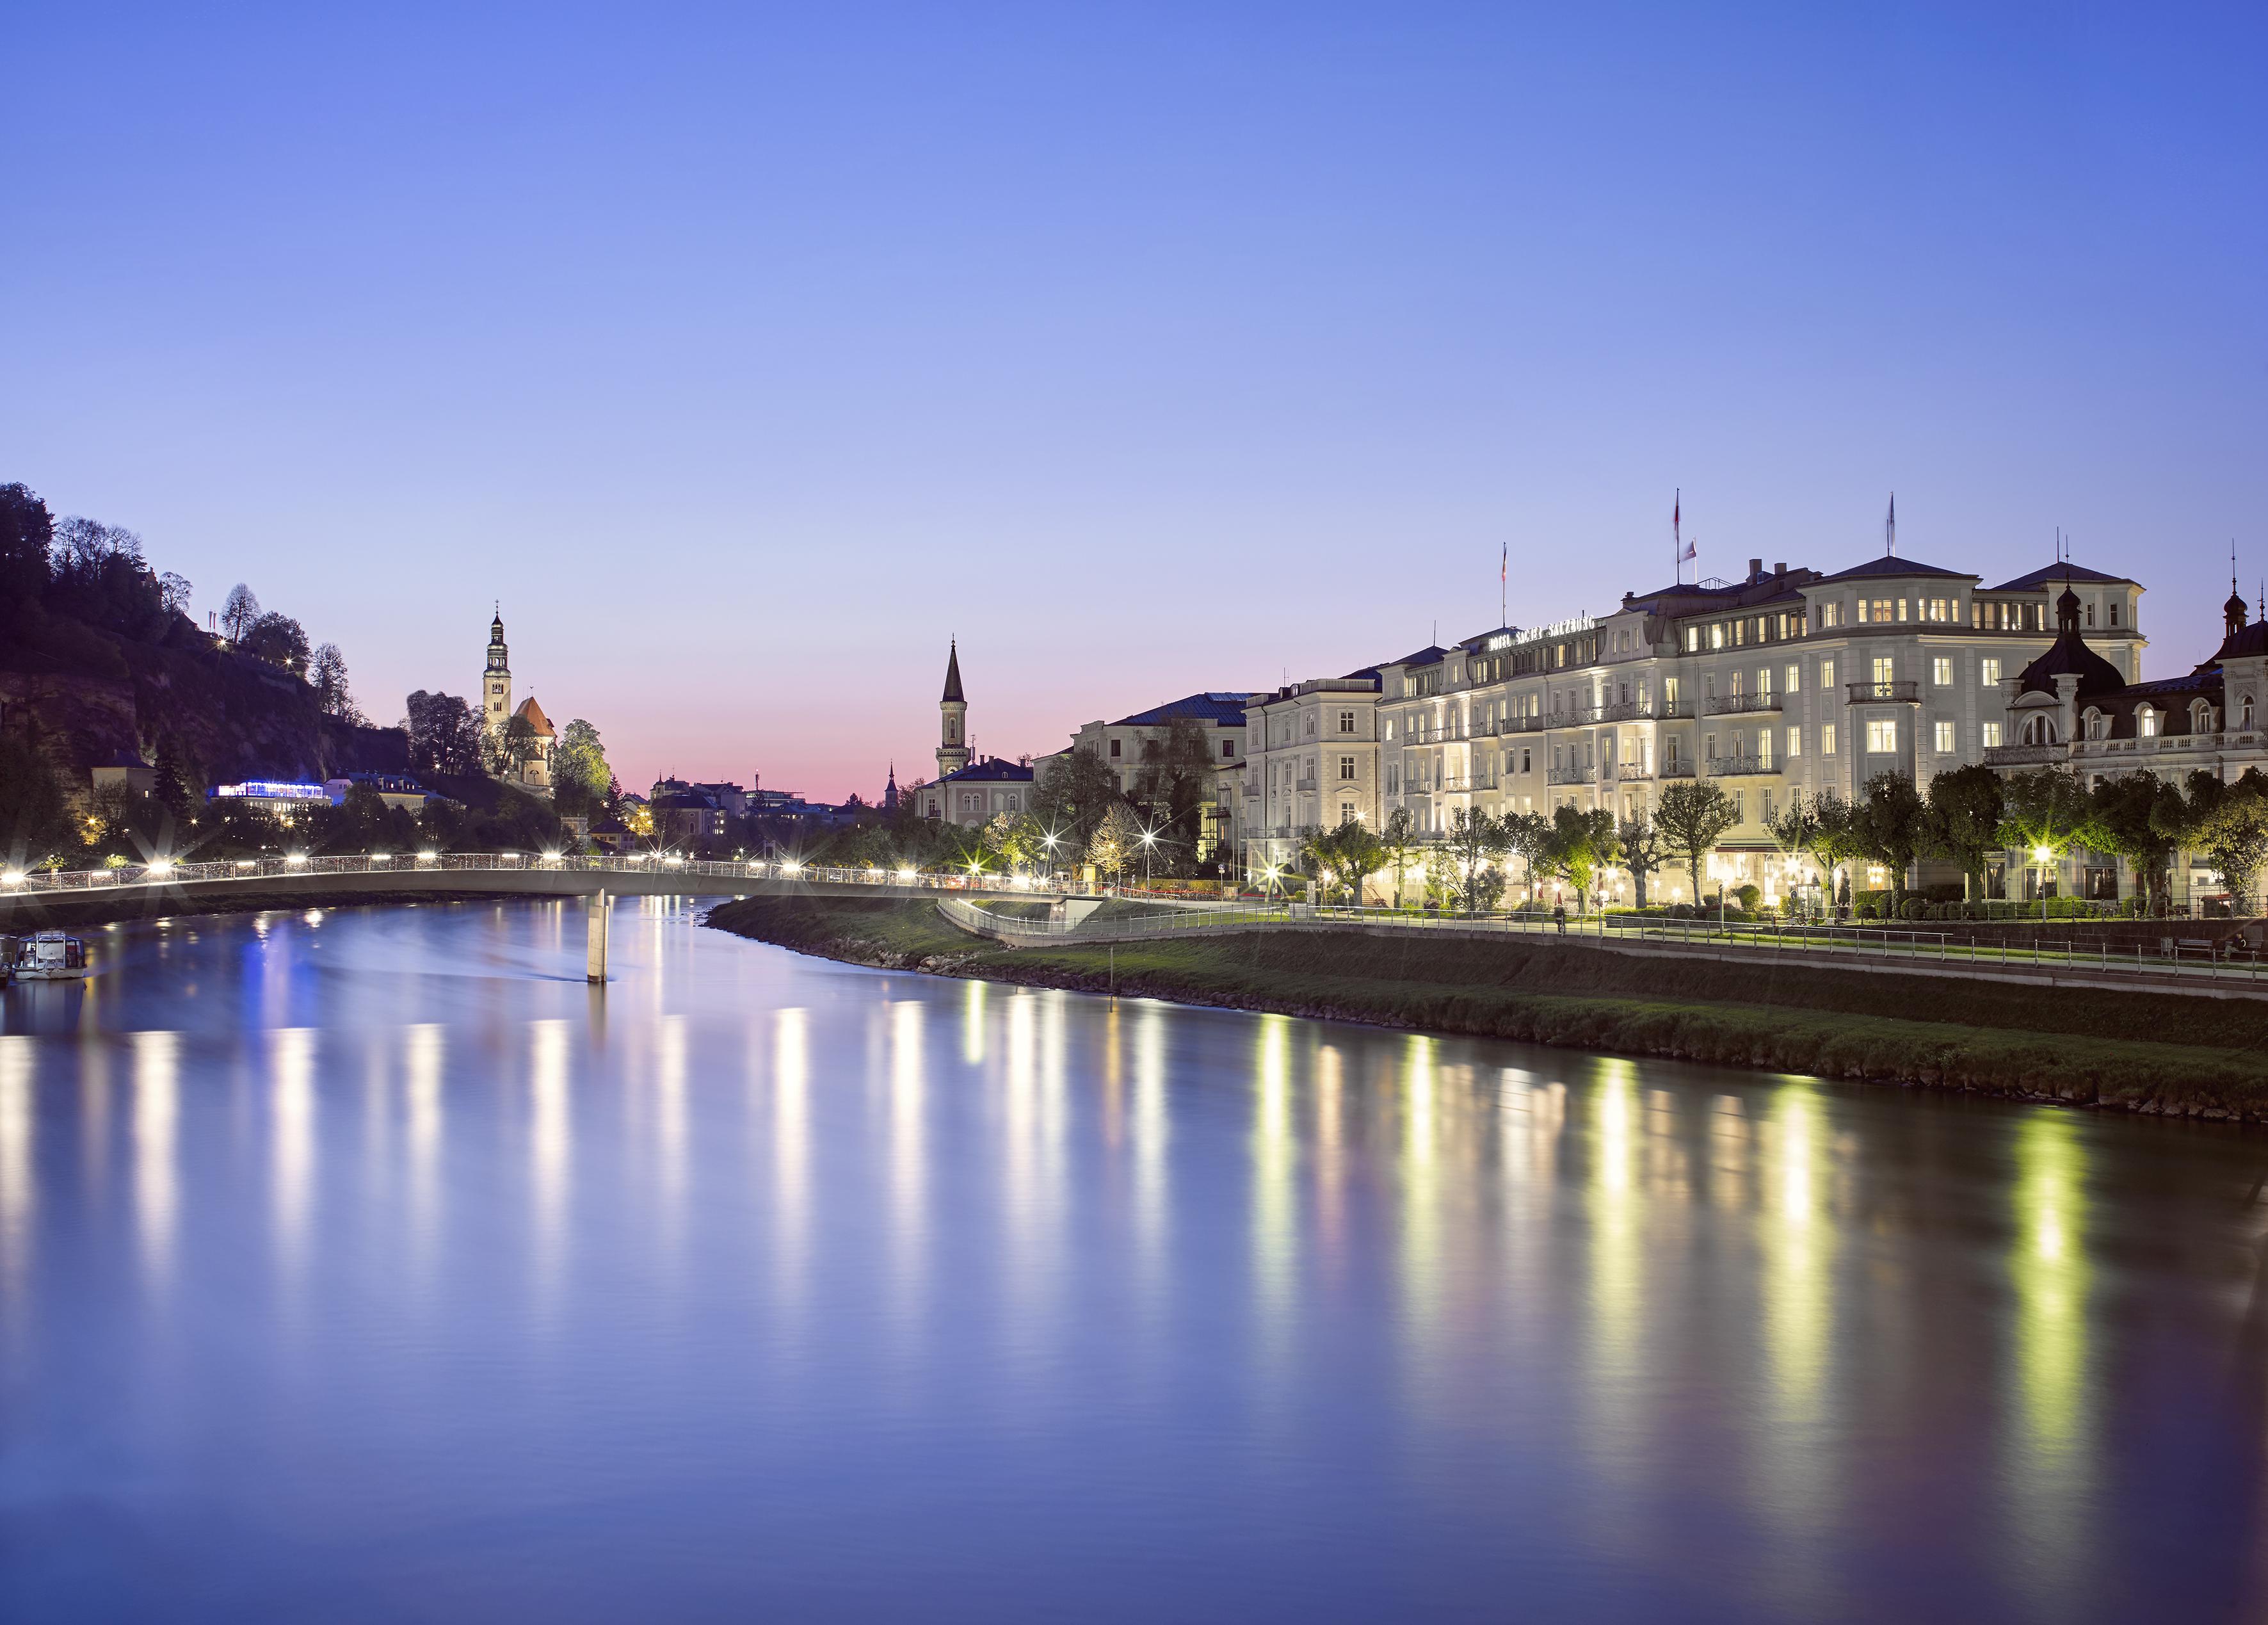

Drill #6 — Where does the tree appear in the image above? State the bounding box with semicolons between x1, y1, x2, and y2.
1129;717;1214;868
405;690;486;777
1853;772;1927;900
0;737;76;869
981;811;1046;873
554;719;611;807
152;733;198;827
1501;809;1553;905
1544;804;1618;912
1998;766;2089;896
158;571;193;617
1325;820;1386;905
1439;806;1511;914
2195;787;2268;915
221;583;261;643
243;611;310;675
2083;772;2184;914
309;643;358;720
0;481;54;614
501;711;542;779
1806;791;1863;910
1031;747;1120;848
1655;780;1738;906
1376;805;1423;907
1925;765;2006;899
1087;800;1144;884
1616;814;1666;909
1764;789;1821;912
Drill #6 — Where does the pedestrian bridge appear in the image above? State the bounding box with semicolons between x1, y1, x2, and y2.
0;852;1050;914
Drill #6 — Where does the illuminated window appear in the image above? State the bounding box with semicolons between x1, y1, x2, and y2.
1933;657;1953;686
1981;658;2001;686
1785;726;1801;757
1821;724;1837;755
2138;708;2159;738
1785;663;1799;693
1867;718;1897;752
1934;721;1954;752
1982;722;2002;748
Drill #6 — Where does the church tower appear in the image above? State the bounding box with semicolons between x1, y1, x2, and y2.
483;607;512;745
937;640;970;780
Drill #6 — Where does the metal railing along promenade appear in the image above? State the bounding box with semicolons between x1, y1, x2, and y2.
938;893;2268;991
0;852;1065;897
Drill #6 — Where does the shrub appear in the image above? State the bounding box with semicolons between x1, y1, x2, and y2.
1734;884;1760;911
1899;897;1928;921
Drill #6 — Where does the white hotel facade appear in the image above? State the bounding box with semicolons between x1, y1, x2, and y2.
1246;550;2152;904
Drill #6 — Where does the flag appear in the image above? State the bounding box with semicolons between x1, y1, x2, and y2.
1500;540;1507;585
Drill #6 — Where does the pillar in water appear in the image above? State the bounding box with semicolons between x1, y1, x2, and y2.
586;891;611;983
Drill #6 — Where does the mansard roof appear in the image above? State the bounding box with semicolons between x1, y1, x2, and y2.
1390;645;1447;668
1815;554;1977;585
1111;691;1255;728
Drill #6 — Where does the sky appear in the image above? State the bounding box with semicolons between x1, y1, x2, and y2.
6;3;2263;800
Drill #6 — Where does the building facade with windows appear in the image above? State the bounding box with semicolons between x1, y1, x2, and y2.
1240;673;1383;881
1363;552;2144;905
1063;691;1261;863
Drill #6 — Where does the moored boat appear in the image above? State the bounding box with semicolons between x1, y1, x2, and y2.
10;932;90;981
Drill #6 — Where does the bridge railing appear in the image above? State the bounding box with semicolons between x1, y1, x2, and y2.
0;852;1071;896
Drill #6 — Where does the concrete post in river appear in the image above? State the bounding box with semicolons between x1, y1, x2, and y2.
586;890;611;982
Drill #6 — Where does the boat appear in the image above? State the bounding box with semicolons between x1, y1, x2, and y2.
10;931;90;980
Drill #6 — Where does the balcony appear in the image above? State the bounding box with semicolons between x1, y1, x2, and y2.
1705;755;1782;777
1705;692;1782;716
1847;680;1922;704
1440;773;1498;792
1546;765;1595;785
1657;761;1696;779
1547;707;1603;729
1294;777;1318;791
1982;744;2061;767
1611;766;1653;782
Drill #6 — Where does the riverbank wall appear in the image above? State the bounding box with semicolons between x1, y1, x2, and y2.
704;894;2268;1122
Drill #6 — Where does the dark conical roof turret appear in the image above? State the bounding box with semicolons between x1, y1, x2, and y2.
2019;594;2126;700
942;639;965;704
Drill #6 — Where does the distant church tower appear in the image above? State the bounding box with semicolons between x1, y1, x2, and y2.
883;763;900;814
483;606;511;745
937;640;969;780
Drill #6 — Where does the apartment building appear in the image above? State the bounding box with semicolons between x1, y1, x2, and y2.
1063;691;1259;861
1241;673;1383;879
1368;551;2144;903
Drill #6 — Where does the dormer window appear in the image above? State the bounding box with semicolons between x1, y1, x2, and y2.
2137;707;2159;738
2084;709;2105;740
2244;697;2255;729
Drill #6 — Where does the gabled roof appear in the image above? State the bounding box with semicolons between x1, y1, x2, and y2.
1988;562;2137;593
942;640;965;704
511;695;555;737
1111;691;1255;728
1815;555;1977;585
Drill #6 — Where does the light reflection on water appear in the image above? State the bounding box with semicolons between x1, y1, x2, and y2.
0;898;2264;1622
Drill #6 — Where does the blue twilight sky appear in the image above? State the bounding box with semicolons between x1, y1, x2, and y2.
5;3;2263;798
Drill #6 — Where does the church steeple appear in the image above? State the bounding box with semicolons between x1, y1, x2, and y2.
483;604;512;743
937;640;970;781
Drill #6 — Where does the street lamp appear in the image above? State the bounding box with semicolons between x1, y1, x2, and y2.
2033;844;2052;921
1140;829;1157;890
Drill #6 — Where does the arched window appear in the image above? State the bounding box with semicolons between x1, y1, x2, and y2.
2022;713;2059;746
2244;697;2255;729
2193;700;2215;734
2137;707;2159;738
2084;708;2105;740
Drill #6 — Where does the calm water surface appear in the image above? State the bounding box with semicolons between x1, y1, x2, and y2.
3;898;2267;1621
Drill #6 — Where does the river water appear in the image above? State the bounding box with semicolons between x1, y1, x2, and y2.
1;898;2264;1621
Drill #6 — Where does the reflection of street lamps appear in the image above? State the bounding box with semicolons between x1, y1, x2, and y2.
2033;844;2052;921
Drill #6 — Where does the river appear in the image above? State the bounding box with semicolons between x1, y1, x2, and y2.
1;897;2263;1621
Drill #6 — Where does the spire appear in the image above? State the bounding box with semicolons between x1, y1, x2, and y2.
941;638;965;703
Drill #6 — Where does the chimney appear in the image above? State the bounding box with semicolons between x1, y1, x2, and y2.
1773;562;1785;578
1748;558;1763;582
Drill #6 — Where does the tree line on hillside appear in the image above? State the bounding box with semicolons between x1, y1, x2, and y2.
1;481;363;720
1290;765;2268;919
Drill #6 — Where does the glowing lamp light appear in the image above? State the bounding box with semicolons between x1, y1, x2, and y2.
664;855;684;867
542;850;562;862
285;853;308;867
418;850;438;862
2032;845;2052;863
1;870;24;887
897;867;917;882
147;859;174;878
783;860;804;876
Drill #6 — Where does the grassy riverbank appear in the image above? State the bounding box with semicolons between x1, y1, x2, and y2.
705;894;2268;1120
